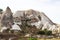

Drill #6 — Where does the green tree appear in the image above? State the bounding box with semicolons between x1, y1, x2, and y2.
0;9;3;12
37;30;45;35
46;31;52;35
37;29;52;35
43;29;52;35
0;9;3;14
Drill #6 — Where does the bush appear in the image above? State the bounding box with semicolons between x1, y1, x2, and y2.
37;30;45;35
46;31;52;35
29;37;37;40
37;29;52;35
0;9;3;12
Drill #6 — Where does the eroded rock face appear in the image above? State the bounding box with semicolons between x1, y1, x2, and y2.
1;7;13;27
13;9;55;30
0;7;57;33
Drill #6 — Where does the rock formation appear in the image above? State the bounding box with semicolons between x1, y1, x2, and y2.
1;7;13;28
13;9;55;30
0;7;59;34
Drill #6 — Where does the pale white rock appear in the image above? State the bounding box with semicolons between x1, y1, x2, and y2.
24;34;30;37
13;9;58;32
0;27;7;32
31;21;42;29
11;23;21;31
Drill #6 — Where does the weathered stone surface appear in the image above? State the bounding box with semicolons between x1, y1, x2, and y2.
1;7;13;27
0;7;59;34
13;9;54;30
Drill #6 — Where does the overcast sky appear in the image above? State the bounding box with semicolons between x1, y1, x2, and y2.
0;0;60;23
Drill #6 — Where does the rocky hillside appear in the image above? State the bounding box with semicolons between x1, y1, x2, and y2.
0;7;60;34
13;9;57;31
1;7;13;28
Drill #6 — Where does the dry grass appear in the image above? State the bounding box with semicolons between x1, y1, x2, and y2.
18;37;60;40
38;38;60;40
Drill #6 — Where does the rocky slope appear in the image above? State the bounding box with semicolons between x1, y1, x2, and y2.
13;9;58;32
0;7;60;34
1;7;13;28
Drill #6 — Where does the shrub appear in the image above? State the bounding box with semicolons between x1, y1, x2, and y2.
46;31;52;35
37;29;52;35
0;9;3;12
37;30;45;35
29;37;37;40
